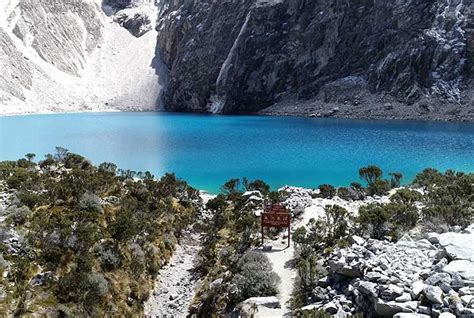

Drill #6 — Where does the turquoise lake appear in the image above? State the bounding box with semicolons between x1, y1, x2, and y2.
0;112;473;193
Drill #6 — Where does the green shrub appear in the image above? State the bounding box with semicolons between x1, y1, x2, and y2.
5;205;31;226
385;202;419;232
64;153;91;170
95;243;121;271
412;168;445;189
244;178;270;195
389;172;403;188
318;184;336;199
129;243;146;278
421;173;472;228
78;192;103;214
324;205;350;245
230;251;280;303
359;165;383;186
110;208;139;243
391;188;423;204
6;169;29;189
357;201;419;239
357;203;389;239
368;179;391;196
16;191;42;209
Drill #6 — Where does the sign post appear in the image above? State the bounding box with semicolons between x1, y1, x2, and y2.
261;204;291;247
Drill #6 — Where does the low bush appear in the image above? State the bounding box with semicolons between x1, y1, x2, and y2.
95;243;121;271
5;205;31;226
16;191;43;210
357;201;419;240
421;172;473;228
391;188;423;204
230;251;280;304
78;192;103;214
318;184;336;199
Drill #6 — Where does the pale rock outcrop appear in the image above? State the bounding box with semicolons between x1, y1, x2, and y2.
0;0;164;115
299;227;474;317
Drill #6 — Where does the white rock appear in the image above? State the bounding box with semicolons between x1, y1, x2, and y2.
443;260;474;280
426;272;452;286
242;296;280;308
415;239;436;250
411;281;426;299
426;232;440;244
242;190;262;197
395;293;412;302
438;231;474;261
438;313;456;318
322;301;338;314
461;295;474;305
300;303;323;311
356;281;378;298
350;235;366;246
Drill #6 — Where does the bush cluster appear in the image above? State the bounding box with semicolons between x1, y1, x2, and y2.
0;149;199;317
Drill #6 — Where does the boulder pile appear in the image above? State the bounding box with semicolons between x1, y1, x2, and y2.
279;186;315;215
301;226;474;317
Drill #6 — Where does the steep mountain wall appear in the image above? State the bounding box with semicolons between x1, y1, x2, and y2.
0;0;163;115
156;0;473;118
0;0;472;119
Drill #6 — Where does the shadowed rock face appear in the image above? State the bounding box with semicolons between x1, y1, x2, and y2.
156;0;473;114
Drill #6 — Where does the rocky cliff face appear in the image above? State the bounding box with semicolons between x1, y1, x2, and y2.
156;0;473;118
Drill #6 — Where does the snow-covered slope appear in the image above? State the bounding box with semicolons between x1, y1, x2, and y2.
0;0;163;115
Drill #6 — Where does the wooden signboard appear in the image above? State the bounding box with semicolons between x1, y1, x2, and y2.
261;204;291;247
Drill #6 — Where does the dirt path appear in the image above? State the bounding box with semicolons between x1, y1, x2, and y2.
257;241;296;317
144;232;201;318
254;199;327;317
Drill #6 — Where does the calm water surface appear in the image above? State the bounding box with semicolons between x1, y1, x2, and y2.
0;112;473;192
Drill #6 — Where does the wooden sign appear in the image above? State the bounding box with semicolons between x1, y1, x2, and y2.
261;212;290;228
261;204;291;247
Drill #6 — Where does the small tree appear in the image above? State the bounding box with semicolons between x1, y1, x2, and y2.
357;203;389;239
359;165;383;186
324;205;350;245
25;153;36;162
221;178;240;196
245;179;270;195
54;147;69;163
389;172;403;188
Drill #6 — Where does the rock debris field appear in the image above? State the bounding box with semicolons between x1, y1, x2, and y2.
144;233;202;318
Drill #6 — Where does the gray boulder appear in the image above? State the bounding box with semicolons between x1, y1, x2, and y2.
426;273;452;286
424;285;444;305
380;284;404;301
374;299;418;316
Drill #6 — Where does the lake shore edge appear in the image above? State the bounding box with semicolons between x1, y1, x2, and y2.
2;108;474;122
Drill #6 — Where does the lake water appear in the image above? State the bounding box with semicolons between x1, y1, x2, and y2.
0;112;473;193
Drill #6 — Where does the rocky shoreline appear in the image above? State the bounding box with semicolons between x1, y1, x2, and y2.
257;91;474;122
